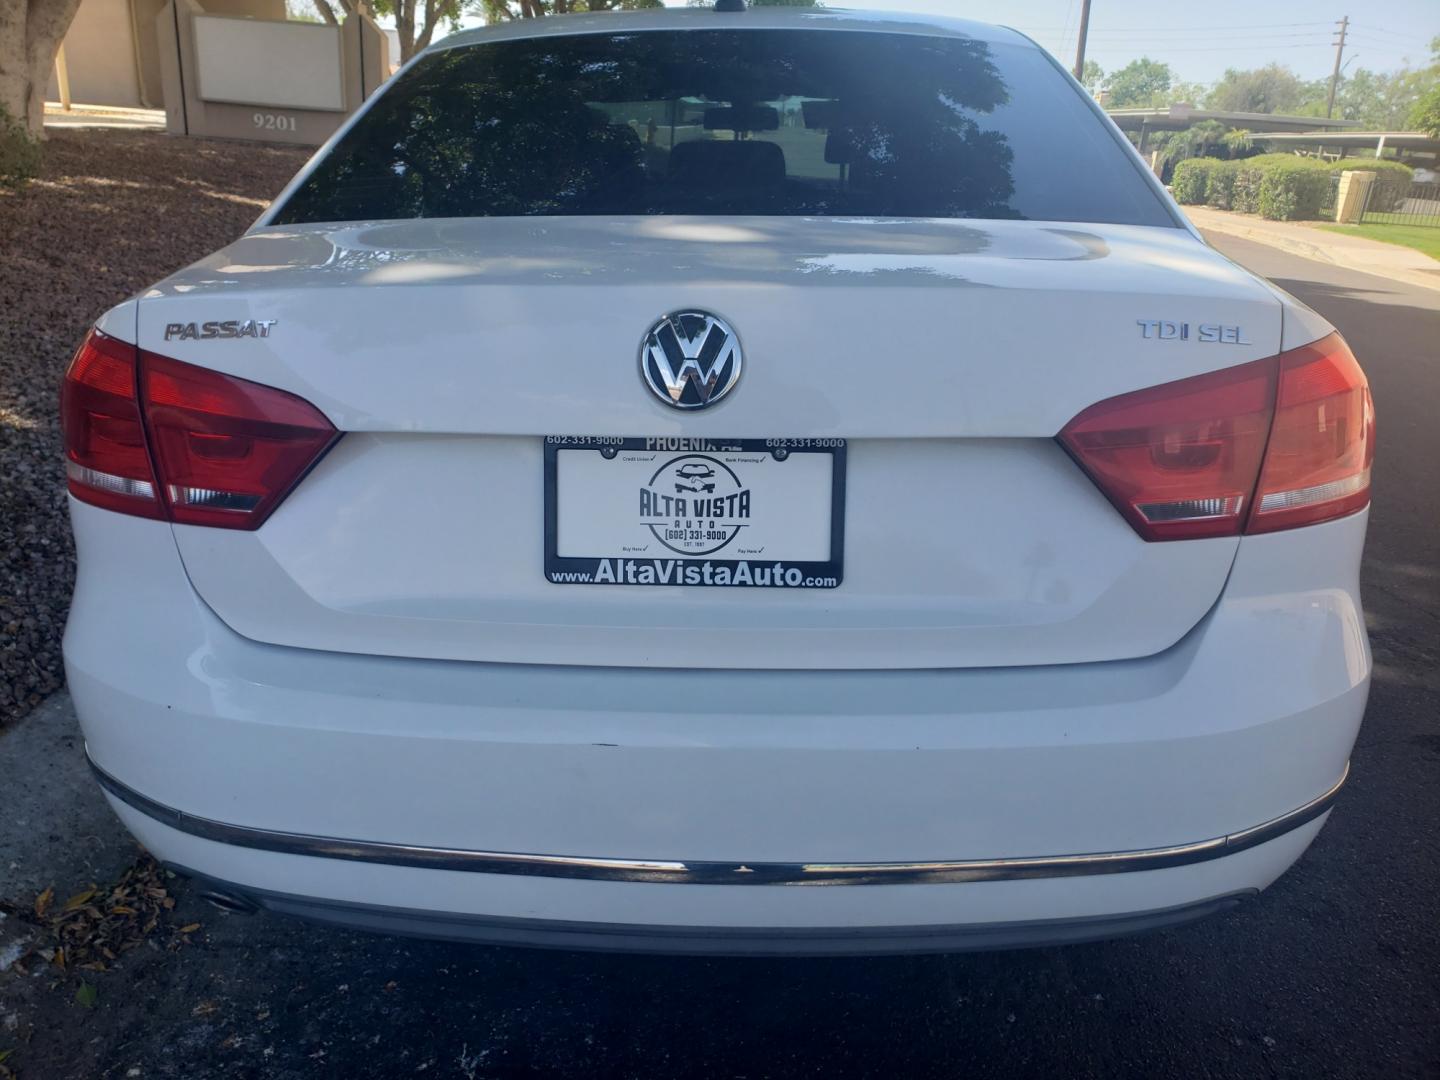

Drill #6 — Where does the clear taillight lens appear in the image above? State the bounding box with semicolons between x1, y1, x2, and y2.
60;331;338;530
1060;332;1372;541
1247;333;1374;534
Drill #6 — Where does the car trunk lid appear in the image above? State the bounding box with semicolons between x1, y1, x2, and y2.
140;216;1279;669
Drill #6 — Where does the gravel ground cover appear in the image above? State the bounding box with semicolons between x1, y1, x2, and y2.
0;130;309;728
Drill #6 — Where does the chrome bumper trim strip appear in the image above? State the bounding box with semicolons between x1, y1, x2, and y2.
90;757;1347;887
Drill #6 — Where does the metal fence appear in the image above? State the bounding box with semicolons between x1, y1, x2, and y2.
1361;180;1440;228
1321;173;1342;218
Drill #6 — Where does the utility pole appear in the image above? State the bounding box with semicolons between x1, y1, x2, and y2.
1072;0;1093;84
1326;15;1349;119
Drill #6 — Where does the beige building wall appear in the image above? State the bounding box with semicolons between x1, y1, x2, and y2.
200;0;284;17
47;0;145;108
47;0;287;110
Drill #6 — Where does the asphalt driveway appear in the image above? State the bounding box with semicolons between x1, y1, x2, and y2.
1;233;1436;1080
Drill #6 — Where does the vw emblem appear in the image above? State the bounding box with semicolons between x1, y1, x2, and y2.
640;311;742;410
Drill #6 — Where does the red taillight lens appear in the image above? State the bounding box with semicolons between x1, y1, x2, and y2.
140;351;338;529
1247;333;1373;534
1059;358;1276;540
60;329;338;530
60;330;164;519
1059;332;1373;541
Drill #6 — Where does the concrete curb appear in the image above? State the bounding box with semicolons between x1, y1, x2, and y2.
1183;208;1440;295
0;692;134;903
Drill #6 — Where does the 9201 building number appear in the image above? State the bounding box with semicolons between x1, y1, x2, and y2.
253;113;298;133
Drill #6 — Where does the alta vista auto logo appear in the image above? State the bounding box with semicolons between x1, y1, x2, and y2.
638;454;751;555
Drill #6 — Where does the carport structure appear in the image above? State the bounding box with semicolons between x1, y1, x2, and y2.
1106;105;1361;155
1254;130;1440;171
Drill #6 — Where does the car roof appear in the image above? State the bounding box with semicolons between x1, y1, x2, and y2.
430;7;1035;55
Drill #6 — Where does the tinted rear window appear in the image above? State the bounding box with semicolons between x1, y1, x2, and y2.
274;29;1175;227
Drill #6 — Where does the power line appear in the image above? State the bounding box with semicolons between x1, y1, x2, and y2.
1083;43;1344;54
1056;0;1077;75
1350;23;1431;41
1345;34;1431;52
1026;29;1338;41
1015;21;1331;33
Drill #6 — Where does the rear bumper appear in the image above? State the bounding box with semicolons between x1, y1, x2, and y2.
95;758;1333;953
105;783;1323;955
92;756;1346;885
163;861;1266;956
64;501;1370;950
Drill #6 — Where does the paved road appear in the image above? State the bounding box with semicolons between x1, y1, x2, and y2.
2;235;1437;1079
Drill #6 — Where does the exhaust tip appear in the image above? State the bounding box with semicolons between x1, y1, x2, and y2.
196;888;259;915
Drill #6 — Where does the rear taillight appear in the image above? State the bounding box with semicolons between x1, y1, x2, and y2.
61;331;164;519
141;351;338;528
1059;357;1275;540
1247;334;1374;534
60;329;338;530
1059;332;1372;541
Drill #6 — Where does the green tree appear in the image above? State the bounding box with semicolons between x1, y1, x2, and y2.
1164;80;1209;107
1412;85;1440;137
1080;60;1104;95
1206;64;1319;114
1148;118;1225;174
1222;128;1254;154
483;0;662;18
1334;67;1435;129
1326;38;1440;129
1106;58;1173;109
483;0;814;23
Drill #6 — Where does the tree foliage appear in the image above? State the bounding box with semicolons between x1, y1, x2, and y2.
1206;64;1321;114
1193;38;1438;128
482;0;816;17
1096;33;1438;134
1332;67;1436;129
481;0;662;21
1148;120;1257;181
1412;85;1440;137
369;0;461;61
1105;58;1173;109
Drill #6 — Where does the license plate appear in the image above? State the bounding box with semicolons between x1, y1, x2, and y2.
544;437;845;588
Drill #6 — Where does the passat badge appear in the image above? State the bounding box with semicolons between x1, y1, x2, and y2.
164;319;277;341
640;311;742;410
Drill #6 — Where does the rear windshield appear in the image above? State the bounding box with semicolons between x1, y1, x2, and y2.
273;29;1176;227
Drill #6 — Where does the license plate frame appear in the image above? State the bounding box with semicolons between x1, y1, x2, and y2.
544;437;846;588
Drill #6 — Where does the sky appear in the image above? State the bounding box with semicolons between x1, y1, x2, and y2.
642;0;1440;84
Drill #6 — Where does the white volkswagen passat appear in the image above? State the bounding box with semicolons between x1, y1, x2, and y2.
61;5;1373;953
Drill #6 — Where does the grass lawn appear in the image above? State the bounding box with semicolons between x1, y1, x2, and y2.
1317;223;1440;261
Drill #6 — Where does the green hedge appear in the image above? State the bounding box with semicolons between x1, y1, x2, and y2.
1220;155;1323;219
0;105;41;190
1171;158;1217;204
1173;153;1418;221
1330;159;1413;182
1167;154;1304;220
1206;160;1240;210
